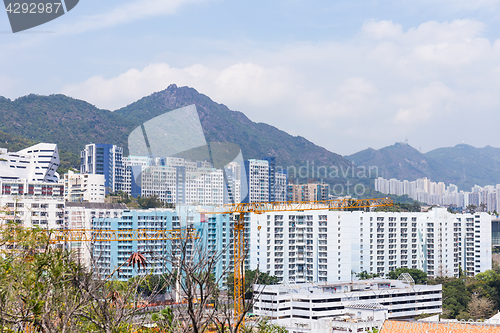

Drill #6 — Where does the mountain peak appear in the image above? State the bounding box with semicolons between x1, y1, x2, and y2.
347;142;429;181
113;86;351;171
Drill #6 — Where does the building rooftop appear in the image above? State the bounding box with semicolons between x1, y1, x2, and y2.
66;202;128;209
255;278;439;296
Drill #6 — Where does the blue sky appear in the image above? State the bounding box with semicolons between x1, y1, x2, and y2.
2;0;500;155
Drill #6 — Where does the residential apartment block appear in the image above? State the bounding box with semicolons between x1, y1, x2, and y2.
288;182;330;202
247;208;491;284
224;162;241;204
137;161;224;206
123;155;152;197
0;196;65;229
65;202;127;267
80;143;124;194
262;157;288;202
93;207;211;280
64;170;106;202
243;159;269;203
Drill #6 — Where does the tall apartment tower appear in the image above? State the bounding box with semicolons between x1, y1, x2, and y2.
263;157;288;202
274;172;288;201
80;143;124;194
64;170;106;203
224;162;241;204
242;159;269;203
288;182;330;202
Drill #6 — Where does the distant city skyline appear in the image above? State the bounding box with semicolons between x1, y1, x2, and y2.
375;176;500;212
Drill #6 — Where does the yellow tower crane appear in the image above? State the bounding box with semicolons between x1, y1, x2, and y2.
7;197;392;332
200;197;393;330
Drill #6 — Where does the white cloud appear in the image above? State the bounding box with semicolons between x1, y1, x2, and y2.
58;0;210;33
61;62;294;111
61;18;500;154
392;81;456;125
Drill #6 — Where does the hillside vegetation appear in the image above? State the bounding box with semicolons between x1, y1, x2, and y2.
0;86;366;189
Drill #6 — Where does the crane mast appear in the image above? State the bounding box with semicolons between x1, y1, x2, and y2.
201;196;393;331
4;197;392;332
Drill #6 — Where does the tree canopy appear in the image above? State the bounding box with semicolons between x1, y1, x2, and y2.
388;268;428;284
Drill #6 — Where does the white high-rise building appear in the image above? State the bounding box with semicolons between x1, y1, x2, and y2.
140;165;178;203
224;162;241;204
64;170;106;203
80;143;124;194
243;159;269;203
133;157;225;206
184;167;224;206
246;208;491;284
123;156;152;196
0;143;60;183
274;172;288;201
376;176;500;212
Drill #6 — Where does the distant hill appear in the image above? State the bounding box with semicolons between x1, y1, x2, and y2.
347;142;500;190
425;144;500;190
0;85;360;187
115;84;353;175
0;130;37;153
0;94;134;168
3;87;498;192
346;142;431;181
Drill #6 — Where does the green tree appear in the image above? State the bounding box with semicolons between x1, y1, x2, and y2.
0;224;160;332
151;307;180;332
227;269;279;299
387;268;428;284
137;195;175;209
0;225;90;332
466;204;477;214
356;271;380;280
442;278;470;318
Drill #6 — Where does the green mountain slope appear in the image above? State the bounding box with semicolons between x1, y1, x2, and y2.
0;86;360;187
0;130;37;152
347;142;431;181
425;144;500;189
347;142;500;190
115;84;354;179
0;94;135;167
